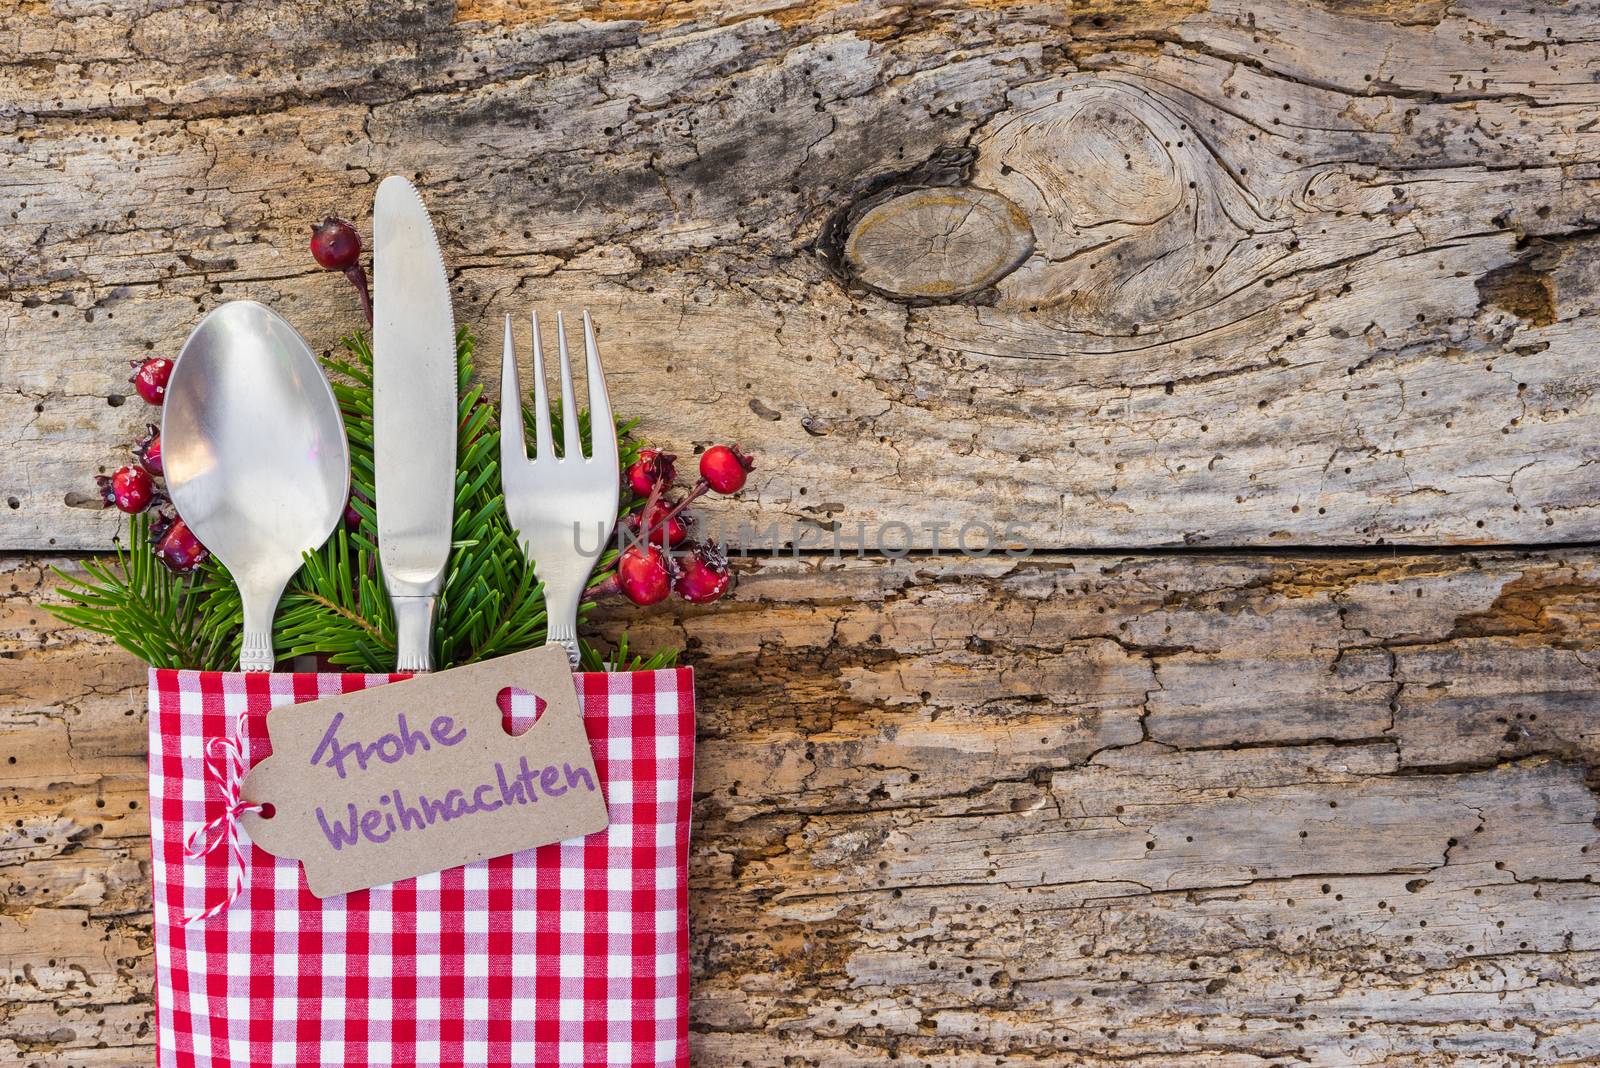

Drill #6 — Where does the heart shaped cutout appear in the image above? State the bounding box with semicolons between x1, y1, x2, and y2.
497;686;547;737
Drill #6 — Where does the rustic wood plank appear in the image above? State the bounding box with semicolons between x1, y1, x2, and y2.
4;1;1600;550
5;3;1599;1066
5;549;1597;1064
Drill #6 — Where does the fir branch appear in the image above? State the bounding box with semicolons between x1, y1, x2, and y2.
51;324;676;672
49;512;241;671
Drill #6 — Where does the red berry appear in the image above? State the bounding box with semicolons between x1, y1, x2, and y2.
616;544;672;606
674;541;732;604
344;494;363;530
129;357;173;405
149;513;208;573
628;498;693;546
97;465;157;514
699;444;754;494
625;448;677;497
309;217;362;272
134;423;163;476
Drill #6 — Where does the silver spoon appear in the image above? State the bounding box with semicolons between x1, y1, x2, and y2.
162;301;350;671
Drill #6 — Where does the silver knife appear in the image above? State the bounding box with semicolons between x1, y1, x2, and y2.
372;175;456;672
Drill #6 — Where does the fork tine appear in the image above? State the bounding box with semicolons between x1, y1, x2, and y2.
582;309;615;468
499;314;528;468
529;309;554;463
556;311;583;460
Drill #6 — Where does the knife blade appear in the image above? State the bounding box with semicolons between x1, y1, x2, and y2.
372;175;456;672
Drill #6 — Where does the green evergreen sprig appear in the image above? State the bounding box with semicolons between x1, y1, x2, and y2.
51;327;675;673
51;512;242;670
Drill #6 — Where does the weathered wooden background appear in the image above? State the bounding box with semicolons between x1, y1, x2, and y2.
3;0;1599;1064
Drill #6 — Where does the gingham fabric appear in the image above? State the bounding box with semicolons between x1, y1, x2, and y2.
148;666;694;1068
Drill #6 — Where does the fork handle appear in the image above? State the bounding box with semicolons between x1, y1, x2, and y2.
393;594;436;673
544;584;582;669
547;631;580;668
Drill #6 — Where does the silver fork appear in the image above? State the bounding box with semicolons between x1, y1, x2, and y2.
499;309;620;666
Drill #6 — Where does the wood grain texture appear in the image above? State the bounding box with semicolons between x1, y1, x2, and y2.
5;2;1600;1064
4;0;1600;550
5;549;1598;1065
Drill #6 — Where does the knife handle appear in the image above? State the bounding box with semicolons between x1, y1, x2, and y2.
392;595;436;673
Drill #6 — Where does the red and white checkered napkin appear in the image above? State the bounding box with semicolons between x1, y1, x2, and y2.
148;667;694;1068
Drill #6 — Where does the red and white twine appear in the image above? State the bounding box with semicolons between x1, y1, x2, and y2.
180;708;264;925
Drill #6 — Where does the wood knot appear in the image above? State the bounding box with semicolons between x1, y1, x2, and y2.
821;77;1282;339
843;188;1034;301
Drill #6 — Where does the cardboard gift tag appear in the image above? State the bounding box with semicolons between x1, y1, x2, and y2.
241;645;608;898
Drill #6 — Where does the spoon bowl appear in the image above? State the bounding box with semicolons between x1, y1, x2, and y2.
162;301;349;671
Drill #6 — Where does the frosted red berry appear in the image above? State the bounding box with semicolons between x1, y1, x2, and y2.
309;215;373;324
628;498;693;546
97;465;157;514
129;357;173;405
674;541;731;604
134;423;162;476
699;444;754;494
309;217;362;271
149;513;208;573
626;448;677;497
616;544;672;606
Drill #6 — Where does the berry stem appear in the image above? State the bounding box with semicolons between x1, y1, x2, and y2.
346;265;373;326
636;478;667;537
655;478;711;530
632;475;709;556
584;573;622;602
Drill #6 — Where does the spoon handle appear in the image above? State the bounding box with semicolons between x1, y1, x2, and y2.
239;593;277;673
240;632;274;673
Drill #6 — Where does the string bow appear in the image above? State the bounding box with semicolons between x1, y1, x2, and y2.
181;707;265;925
